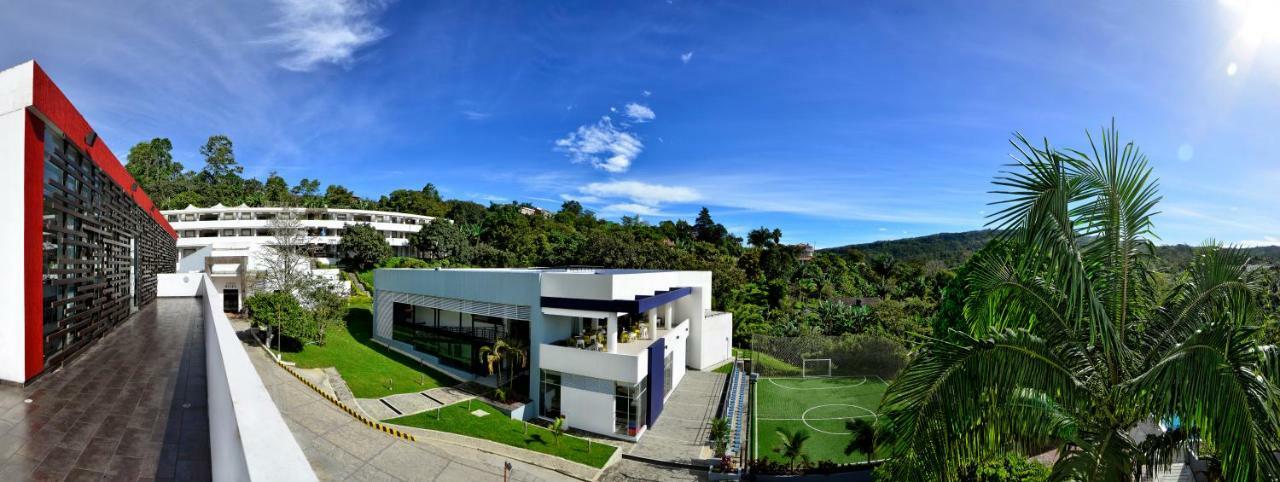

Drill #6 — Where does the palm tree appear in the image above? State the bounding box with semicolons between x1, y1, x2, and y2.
844;418;876;464
879;124;1280;482
710;417;731;456
480;338;529;398
773;428;811;472
550;416;566;447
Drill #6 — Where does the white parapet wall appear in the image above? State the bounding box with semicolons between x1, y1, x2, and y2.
157;273;316;482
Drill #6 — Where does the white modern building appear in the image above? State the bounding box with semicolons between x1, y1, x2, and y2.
164;205;436;311
372;268;734;440
164;204;437;262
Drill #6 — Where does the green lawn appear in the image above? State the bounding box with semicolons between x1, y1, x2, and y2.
754;376;889;464
280;300;455;398
715;347;804;376
386;401;617;468
356;270;375;293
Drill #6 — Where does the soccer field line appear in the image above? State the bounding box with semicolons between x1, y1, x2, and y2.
757;414;878;421
765;377;871;390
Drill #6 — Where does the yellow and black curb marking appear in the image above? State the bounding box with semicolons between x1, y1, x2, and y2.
272;358;417;442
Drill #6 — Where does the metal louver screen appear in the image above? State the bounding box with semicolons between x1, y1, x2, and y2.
378;290;531;321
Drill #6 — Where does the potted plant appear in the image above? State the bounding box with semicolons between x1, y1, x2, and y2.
708;454;741;481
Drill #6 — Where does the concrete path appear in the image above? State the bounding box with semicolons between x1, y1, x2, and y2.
626;370;725;464
245;339;580;481
598;370;727;482
0;298;211;481
358;387;475;421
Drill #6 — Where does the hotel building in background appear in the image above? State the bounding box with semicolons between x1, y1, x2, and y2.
0;60;177;385
373;267;733;440
163;205;436;311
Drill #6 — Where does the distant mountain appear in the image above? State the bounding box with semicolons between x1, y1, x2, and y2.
820;230;998;267
823;230;1280;270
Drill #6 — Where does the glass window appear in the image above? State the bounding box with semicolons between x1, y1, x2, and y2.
540;370;562;418
664;353;674;398
615;378;647;436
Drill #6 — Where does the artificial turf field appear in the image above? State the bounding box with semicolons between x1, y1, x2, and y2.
754;375;888;464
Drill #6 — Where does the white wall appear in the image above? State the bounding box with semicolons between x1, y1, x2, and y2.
0;63;31;384
156;273;203;297
539;343;647;384
158;273;317;481
662;321;690;394
558;373;616;436
695;312;733;371
176;245;212;272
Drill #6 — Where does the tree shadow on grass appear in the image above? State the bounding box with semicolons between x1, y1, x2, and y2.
525;434;548;446
343;304;456;385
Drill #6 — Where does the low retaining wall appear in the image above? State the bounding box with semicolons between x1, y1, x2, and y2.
158;273;317;481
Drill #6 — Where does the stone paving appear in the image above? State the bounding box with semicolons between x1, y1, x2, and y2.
627;370;724;464
244;338;580;482
359;387;475;421
0;298;211;481
597;370;726;482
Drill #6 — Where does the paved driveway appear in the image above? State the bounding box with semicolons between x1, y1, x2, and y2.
245;339;578;482
0;299;211;481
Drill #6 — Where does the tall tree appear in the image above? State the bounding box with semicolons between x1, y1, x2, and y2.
748;227;782;249
879;125;1280;481
338;223;391;271
262;172;293;206
410;221;472;262
125;138;187;208
844;418;878;464
323;184;360;208
198;134;241;179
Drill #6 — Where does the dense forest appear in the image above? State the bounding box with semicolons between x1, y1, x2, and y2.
127;134;1280;351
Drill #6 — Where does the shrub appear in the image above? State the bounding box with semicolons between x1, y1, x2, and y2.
380;256;430;269
246;291;318;347
303;285;348;345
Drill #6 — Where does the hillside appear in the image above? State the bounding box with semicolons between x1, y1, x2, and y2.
824;230;1280;269
820;230;998;266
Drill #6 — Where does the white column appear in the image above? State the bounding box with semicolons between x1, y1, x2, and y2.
665;304;674;329
647;309;657;339
607;313;618;353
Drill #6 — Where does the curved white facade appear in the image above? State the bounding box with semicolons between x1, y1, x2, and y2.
162;204;437;261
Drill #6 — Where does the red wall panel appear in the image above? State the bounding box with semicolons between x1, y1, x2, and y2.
29;63;176;239
23;112;44;379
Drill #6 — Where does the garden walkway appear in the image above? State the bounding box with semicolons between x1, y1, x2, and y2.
358;387;474;421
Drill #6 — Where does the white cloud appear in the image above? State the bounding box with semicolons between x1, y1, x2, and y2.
580;180;701;206
681;51;694;63
461;110;491;120
642;90;652;97
555;116;643;173
268;0;391;72
560;193;602;204
623;103;655;122
1238;237;1280;247
602;203;663;216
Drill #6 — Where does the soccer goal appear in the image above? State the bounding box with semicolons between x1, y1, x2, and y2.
802;358;832;378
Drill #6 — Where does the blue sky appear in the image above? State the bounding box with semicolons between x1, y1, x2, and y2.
3;0;1279;248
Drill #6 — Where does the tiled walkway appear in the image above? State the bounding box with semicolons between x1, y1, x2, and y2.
0;299;211;481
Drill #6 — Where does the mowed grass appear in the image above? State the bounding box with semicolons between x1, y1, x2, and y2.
715;347;804;375
386;401;617;468
755;376;889;464
280;299;456;399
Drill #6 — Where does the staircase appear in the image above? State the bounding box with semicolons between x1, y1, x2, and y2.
721;360;751;459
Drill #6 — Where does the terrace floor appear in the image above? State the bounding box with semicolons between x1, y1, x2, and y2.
0;298;211;481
